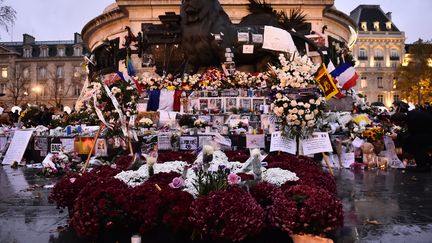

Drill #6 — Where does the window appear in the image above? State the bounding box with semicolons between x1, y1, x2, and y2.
360;77;368;88
23;47;32;58
40;47;49;57
1;67;7;78
386;21;392;30
391;62;398;68
378;95;384;103
73;46;82;56
375;62;383;68
393;77;398;89
393;95;400;102
56;66;64;79
390;49;400;60
23;68;30;79
375;49;384;60
74;85;81;96
0;83;5;94
373;21;380;31
57;47;65;57
377;77;383;88
38;67;47;79
361;22;367;31
359;48;368;60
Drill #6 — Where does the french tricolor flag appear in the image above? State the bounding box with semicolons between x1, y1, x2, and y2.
330;63;359;90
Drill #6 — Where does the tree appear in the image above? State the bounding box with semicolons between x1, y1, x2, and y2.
47;70;71;108
0;0;16;33
6;67;31;105
395;39;432;104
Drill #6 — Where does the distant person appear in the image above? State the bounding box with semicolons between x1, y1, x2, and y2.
0;110;12;126
391;110;432;172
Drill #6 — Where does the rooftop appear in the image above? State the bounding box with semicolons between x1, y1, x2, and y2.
350;5;400;32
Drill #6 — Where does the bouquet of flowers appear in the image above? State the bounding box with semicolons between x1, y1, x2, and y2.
193;119;208;128
270;53;319;90
271;93;325;138
362;126;385;143
42;152;81;176
139;118;154;129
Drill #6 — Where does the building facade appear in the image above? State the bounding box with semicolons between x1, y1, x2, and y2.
82;0;356;69
0;33;86;108
350;5;405;107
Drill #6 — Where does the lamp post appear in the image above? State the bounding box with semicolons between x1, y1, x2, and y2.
32;85;41;105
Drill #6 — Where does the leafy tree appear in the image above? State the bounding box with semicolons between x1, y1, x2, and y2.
0;0;16;33
395;39;432;104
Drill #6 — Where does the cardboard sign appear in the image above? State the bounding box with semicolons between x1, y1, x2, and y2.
246;134;265;149
95;139;108;157
34;137;48;151
252;34;263;43
243;45;254;54
301;132;333;155
270;132;297;154
180;136;198;150
60;138;75;153
263;26;297;53
158;134;172;150
237;32;249;42
2;130;33;165
50;143;63;153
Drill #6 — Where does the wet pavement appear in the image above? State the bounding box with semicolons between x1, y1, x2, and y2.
1;165;432;243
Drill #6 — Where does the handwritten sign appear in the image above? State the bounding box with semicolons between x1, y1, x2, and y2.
301;132;333;155
237;32;249;42
263;26;297;53
61;138;75;153
270;132;297;154
2;131;33;165
180;136;198;151
158;134;172;150
246;134;265;149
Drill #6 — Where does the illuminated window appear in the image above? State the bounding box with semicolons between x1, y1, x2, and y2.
23;68;30;79
73;66;82;78
386;21;392;30
390;49;400;60
378;95;384;103
393;77;398;89
373;21;380;31
375;49;384;60
361;22;367;31
38;67;47;79
377;77;383;88
1;67;7;78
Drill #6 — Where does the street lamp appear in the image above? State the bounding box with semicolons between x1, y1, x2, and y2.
32;85;42;105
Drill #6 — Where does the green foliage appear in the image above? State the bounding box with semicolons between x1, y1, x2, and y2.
396;39;432;104
193;165;229;196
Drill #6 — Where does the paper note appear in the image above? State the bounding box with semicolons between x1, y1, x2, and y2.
301;132;333;155
270;132;297;154
246;134;265;149
2;131;33;165
263;26;297;53
180;136;198;150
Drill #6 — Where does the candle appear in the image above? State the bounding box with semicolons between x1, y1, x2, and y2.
131;235;141;243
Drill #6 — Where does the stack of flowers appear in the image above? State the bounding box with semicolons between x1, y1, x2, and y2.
193;118;208;128
49;150;343;242
271;93;325;138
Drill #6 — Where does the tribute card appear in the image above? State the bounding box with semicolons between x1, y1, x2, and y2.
270;131;297;154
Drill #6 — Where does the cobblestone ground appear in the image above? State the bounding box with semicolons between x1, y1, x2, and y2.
1;165;432;243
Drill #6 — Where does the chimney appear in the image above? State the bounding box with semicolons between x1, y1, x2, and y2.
386;12;392;20
23;34;35;44
74;33;83;44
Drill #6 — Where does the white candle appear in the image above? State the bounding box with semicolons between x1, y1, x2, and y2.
131;235;141;243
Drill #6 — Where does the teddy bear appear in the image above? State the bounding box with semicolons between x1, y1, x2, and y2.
361;142;378;169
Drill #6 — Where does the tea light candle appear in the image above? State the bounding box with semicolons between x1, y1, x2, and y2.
131;235;141;243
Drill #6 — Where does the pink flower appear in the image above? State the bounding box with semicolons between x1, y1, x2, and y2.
69;178;76;183
169;177;185;189
227;173;241;185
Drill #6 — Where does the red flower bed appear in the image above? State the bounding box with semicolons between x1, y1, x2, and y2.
157;151;196;164
126;181;194;235
225;150;250;163
189;186;265;242
113;155;134;170
69;176;132;238
49;166;121;211
285;185;343;235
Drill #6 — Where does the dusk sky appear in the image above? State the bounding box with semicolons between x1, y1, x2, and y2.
0;0;430;43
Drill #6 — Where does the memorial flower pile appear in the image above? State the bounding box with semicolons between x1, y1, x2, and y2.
49;150;342;241
362;126;385;143
271;93;325;138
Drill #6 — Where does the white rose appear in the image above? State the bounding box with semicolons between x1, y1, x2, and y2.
314;109;319;115
276;93;282;99
283;103;288;108
290;100;297;106
309;99;316;105
298;109;305;116
292;108;299;114
294;120;301;125
304;103;311;109
307;120;315;127
298;102;304;107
